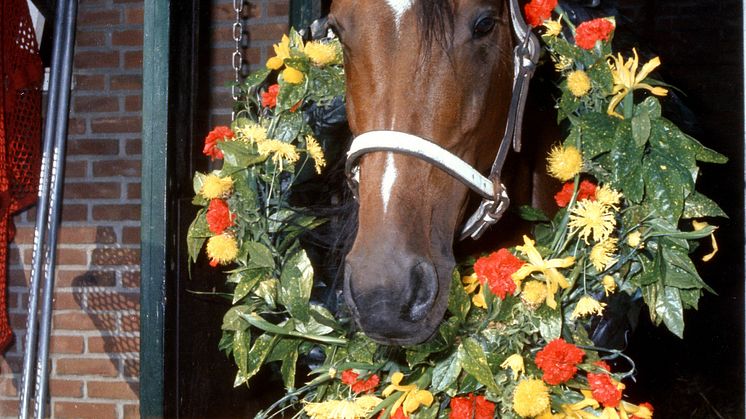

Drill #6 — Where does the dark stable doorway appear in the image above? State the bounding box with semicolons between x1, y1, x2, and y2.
161;0;742;417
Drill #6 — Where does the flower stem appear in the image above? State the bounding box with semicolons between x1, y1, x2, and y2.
623;92;634;120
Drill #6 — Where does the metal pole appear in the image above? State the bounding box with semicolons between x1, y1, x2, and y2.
33;0;77;416
18;0;71;415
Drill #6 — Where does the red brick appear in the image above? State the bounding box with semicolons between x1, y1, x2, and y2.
111;75;142;90
0;377;17;396
75;74;106;90
125;8;143;24
0;400;19;416
112;29;143;46
62;205;89;222
50;335;84;354
76;31;107;47
60;226;117;244
50;379;84;398
65;160;88;177
91;116;141;133
87;291;139;311
123;403;140;419
8;268;29;287
56;270;116;287
0;355;22;374
124;51;143;69
125;138;141;155
67;139;119;155
64;182;120;199
122;271;140;288
88;336;139;354
23;248;86;265
8;246;22;266
87;380;139;400
53;312;117;332
74;95;120;113
91;248;140;266
125;95;142;112
55;358;118;377
123;359;139;378
122;314;139;333
126;183;140;200
54;401;117;419
268;1;290;16
122;226;140;244
68;118;87;135
248;23;289;41
93;204;140;221
78;9;121;26
93;160;141;177
52;292;82;311
74;51;120;69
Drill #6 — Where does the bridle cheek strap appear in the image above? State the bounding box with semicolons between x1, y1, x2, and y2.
344;0;540;241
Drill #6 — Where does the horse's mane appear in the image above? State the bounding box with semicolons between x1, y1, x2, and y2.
416;0;454;51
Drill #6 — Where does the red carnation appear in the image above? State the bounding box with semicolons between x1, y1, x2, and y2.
588;372;622;408
534;338;585;385
261;84;279;108
206;199;235;235
203;126;235;160
554;180;597;207
474;248;523;299
381;408;407;419
594;360;611;372
575;18;615;50
524;0;558;27
341;369;380;394
631;402;654;419
449;394;495;419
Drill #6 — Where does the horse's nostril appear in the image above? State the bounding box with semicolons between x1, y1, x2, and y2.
404;262;438;322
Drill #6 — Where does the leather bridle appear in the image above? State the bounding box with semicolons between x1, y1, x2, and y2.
345;0;541;240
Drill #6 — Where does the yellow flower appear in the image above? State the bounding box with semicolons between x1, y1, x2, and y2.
206;234;239;266
266;34;291;70
571;295;606;319
543;16;562;37
462;273;487;309
513;379;550;418
607;48;668;118
282;66;305;84
547;145;583;181
567;70;592;97
200;174;233;199
500;354;525;380
257;139;300;169
626;230;643;249
569;199;616;244
619;401;653;419
305;135;327;174
693;220;719;262
304;40;339;66
303;395;383;419
512;235;575;309
596;185;623;209
520;280;548;309
562;390;600;416
555;55;573;72
382;372;433;416
589;237;618;271
602;275;617;296
235;122;268;144
536;409;564;419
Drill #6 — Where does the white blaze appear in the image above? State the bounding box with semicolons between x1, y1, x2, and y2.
381;153;397;213
385;0;414;28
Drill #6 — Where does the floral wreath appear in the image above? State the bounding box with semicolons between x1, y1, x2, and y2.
187;2;726;418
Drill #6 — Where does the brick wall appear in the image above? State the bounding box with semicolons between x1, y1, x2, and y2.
0;0;290;417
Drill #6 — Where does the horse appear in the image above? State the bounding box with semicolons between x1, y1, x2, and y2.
327;0;551;345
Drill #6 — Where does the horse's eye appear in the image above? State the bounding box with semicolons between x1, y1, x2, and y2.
473;16;496;38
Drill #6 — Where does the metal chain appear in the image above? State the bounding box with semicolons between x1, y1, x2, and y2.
231;0;245;119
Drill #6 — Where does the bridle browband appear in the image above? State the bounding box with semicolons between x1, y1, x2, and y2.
345;0;541;240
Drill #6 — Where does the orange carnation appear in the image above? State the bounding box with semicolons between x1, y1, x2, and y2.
575;18;615;50
534;338;585;385
203;126;234;160
524;0;558;27
554;180;597;207
474;248;523;299
206;199;235;235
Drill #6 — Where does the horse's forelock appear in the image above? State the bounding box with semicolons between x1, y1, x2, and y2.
416;0;455;51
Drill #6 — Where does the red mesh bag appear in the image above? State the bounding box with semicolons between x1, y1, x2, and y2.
0;0;43;351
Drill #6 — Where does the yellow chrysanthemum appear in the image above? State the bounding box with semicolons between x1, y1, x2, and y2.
607;48;668;118
693;220;719;262
206;234;238;266
536;409;563;419
500;354;525;380
235;122;268;144
513;379;550;418
303;395;383;419
266;34;291;70
626;230;643;249
462;273;487;309
257;139;300;169
382;372;433;416
547;145;583;181
589;237;618;271
520;280;548;309
543;16;562;37
282;66;305;84
305;135;327;174
567;70;592;97
569;199;616;243
304;40;339;67
602;275;617;296
512;235;575;309
596;184;623;209
200;174;233;199
571;295;606;319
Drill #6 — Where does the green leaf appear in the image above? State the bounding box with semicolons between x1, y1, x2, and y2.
233;329;250;377
187;209;209;263
220;141;267;168
681;132;728;164
279;249;314;322
231;268;269;304
243;68;271;91
682;192;728;219
245;241;276;268
655;286;685;338
458;338;499;394
631;107;651;147
447;270;470;323
518;205;550;222
431;352;461;393
295;305;335;336
576;112;617;158
254;278;278;308
680;288;702;310
347;333;378;364
641;282;662;325
235;333;277;387
638;96;662;118
218;331;234;355
610;122;645;203
643;152;691;222
280;345;299;390
193;172;207;196
266;337;302;363
272;111;305;142
537;305;562;341
239;312;347;345
277;81;307;112
222;305;252;331
661;244;714;293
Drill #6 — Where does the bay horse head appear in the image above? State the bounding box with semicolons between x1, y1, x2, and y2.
330;0;539;345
